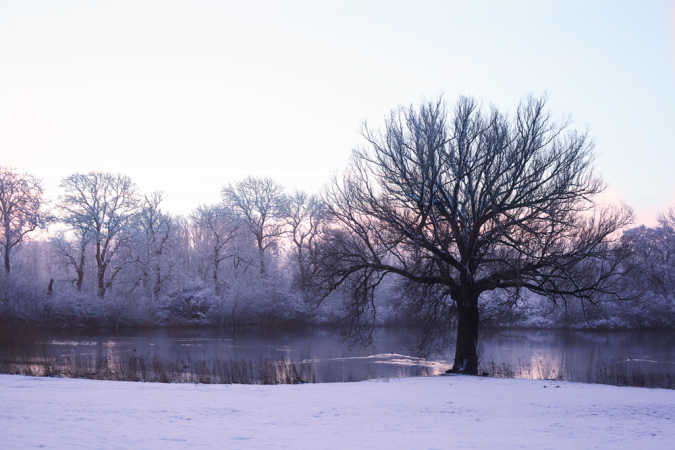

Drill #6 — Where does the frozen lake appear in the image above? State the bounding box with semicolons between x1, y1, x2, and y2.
1;327;673;387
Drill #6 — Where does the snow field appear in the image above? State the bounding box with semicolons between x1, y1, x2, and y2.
0;374;673;449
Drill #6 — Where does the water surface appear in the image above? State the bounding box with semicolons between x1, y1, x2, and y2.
0;327;672;387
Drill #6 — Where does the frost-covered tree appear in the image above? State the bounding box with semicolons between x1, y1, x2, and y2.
50;229;90;291
316;96;633;374
191;205;240;294
0;167;48;273
133;192;174;297
621;208;675;296
59;173;139;298
222;177;287;275
169;216;196;288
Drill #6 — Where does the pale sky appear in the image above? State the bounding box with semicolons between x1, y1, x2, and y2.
1;0;673;224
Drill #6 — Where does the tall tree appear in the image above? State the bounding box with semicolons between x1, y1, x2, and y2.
59;173;139;298
0;167;47;273
316;96;632;374
222;177;287;275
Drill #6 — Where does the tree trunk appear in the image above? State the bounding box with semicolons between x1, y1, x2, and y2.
95;241;105;298
213;252;220;295
3;219;10;274
153;263;161;297
296;247;307;291
97;265;106;298
451;292;479;375
3;245;9;274
258;245;265;275
76;269;84;291
74;240;86;291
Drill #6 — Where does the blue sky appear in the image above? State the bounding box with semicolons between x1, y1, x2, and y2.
1;0;673;224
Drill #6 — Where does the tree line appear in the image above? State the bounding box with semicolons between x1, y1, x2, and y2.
0;170;327;301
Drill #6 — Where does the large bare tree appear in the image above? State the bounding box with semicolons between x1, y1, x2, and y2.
316;97;632;374
222;177;287;275
59;173;139;298
0;167;47;273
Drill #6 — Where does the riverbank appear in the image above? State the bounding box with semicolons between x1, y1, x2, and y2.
1;374;673;449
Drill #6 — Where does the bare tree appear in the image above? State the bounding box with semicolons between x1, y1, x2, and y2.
59;173;139;298
222;177;287;275
0;167;47;273
621;207;675;296
192;205;239;294
658;207;675;231
285;191;327;291
134;192;174;297
316;96;633;374
50;229;90;291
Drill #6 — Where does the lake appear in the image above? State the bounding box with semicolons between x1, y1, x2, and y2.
0;327;673;388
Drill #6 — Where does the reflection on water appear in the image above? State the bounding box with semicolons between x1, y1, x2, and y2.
0;327;673;387
477;329;674;387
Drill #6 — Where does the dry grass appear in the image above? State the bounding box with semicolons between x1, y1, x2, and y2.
0;352;314;384
479;358;673;389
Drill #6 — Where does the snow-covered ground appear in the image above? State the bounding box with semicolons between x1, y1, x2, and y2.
1;374;673;449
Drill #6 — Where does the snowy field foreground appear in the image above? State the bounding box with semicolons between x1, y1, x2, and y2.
1;374;673;449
